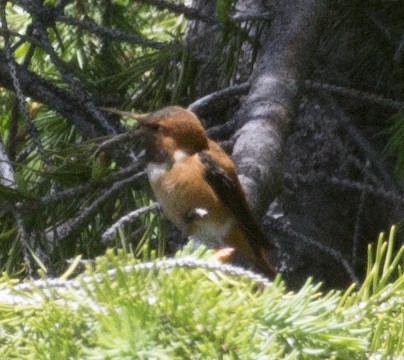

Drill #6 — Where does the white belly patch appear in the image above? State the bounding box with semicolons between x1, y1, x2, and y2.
147;162;169;182
190;218;234;248
147;150;188;183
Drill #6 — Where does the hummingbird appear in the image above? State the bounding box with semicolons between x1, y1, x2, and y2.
102;106;275;276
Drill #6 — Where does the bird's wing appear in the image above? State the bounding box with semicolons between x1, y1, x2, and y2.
198;150;274;258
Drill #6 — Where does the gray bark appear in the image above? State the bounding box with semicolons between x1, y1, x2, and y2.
0;50;105;137
184;0;220;97
232;0;325;217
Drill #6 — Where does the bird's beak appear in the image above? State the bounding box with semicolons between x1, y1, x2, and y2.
99;106;149;121
99;106;152;139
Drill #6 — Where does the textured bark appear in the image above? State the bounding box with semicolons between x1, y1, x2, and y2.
184;0;220;97
0;50;110;138
232;1;325;217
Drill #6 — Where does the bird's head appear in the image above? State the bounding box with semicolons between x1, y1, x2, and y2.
136;106;209;163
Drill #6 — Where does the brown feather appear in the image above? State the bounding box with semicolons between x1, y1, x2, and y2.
125;106;274;275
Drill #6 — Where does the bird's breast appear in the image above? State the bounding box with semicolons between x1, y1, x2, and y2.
146;150;187;183
146;155;234;248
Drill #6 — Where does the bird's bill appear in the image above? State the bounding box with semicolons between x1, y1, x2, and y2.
99;106;150;120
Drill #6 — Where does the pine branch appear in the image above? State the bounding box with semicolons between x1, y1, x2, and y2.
0;49;99;137
51;171;146;243
57;15;171;49
306;80;404;112
187;82;250;113
101;203;160;243
0;139;35;276
134;0;217;24
39;162;145;205
266;216;360;285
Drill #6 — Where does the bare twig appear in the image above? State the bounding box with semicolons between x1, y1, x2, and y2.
327;97;398;191
291;171;404;205
187;82;250;113
40;161;145;205
101;203;160;243
7;44;35;160
0;138;36;276
99;106;148;119
57;15;171;49
135;0;217;24
306;80;404;112
53;171;146;242
266;216;360;286
353;175;367;267
347;154;384;189
230;12;272;22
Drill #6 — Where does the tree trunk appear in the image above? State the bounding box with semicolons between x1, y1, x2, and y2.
232;0;325;217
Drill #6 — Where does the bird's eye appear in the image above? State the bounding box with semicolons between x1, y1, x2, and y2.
143;123;161;132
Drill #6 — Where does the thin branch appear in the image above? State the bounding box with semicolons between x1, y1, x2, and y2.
347;154;384;189
265;216;360;286
0;49;99;137
187;82;250;113
290;171;404;205
352;177;367;267
57;15;171;49
206;120;238;140
0;137;35;276
230;13;272;22
31;21;119;136
101;203;160;243
7;42;37;161
52;171;146;242
40;161;145;205
306;80;404;111
326;96;398;191
0;258;273;307
135;0;217;24
0;5;50;164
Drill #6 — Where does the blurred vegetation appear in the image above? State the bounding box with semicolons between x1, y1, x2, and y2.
0;0;402;282
1;1;404;357
0;227;402;359
0;0;250;276
0;0;264;278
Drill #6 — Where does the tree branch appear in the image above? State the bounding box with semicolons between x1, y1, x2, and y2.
187;82;250;113
0;49;105;137
0;138;36;276
49;171;146;245
232;0;325;217
101;202;160;243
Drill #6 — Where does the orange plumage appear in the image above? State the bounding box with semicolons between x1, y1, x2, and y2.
135;106;274;277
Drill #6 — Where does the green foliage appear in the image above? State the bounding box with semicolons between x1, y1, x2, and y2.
0;0;251;275
0;227;403;359
216;0;236;23
383;112;404;180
